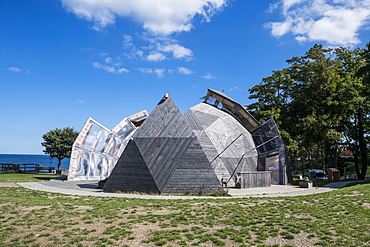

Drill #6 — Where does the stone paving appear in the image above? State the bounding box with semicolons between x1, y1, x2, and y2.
16;179;357;199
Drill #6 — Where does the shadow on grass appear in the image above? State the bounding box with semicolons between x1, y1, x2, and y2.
77;183;100;189
33;176;61;181
313;180;330;187
292;179;329;187
293;179;368;189
342;179;370;188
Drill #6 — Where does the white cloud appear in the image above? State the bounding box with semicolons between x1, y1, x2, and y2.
117;68;130;73
229;86;240;91
202;73;216;79
123;34;133;47
138;68;166;78
177;67;194;75
7;67;21;72
93;62;129;74
147;52;166;62
138;68;153;74
76;99;86;104
92;53;129;74
122;34;144;59
268;17;293;37
158;44;193;60
267;0;370;46
104;57;113;64
122;35;193;62
61;0;229;35
154;69;166;78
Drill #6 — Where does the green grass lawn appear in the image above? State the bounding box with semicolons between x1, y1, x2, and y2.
0;173;59;182
0;179;369;246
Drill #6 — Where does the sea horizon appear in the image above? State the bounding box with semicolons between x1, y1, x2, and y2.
0;153;70;170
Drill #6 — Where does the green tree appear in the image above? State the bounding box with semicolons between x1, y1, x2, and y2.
336;46;370;179
41;127;79;170
286;44;346;169
247;44;364;172
247;68;299;169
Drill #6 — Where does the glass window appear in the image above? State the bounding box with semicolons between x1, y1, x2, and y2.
116;120;135;140
94;129;110;153
68;111;146;181
82;124;102;150
205;96;217;106
106;138;117;156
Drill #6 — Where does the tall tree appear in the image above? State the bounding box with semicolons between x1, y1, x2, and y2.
357;43;370;179
248;68;299;168
41;127;79;170
287;45;346;168
248;44;356;171
336;45;370;179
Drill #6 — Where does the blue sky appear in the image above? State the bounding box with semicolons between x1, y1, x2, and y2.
1;0;370;154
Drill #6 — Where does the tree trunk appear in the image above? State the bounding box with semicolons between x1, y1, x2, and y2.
352;115;361;180
358;113;368;180
353;148;361;179
308;147;313;169
57;158;62;171
329;148;337;168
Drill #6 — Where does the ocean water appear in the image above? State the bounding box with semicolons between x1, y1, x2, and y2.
0;154;70;170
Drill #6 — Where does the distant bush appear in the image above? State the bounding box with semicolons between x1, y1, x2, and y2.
0;170;22;174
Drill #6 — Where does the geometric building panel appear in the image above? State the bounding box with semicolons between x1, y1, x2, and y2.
68;111;148;181
103;94;223;194
101;139;160;194
253;118;292;185
202;89;291;186
160;136;221;194
185;102;259;187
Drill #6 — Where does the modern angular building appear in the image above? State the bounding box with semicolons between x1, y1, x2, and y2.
68;89;292;194
103;89;291;194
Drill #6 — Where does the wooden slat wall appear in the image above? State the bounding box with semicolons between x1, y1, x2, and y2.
134;95;193;138
135;137;193;191
133;96;209;192
103;140;160;193
161;137;223;194
185;109;231;183
240;171;271;188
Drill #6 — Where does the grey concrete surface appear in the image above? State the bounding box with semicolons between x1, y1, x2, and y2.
0;182;19;187
230;181;356;198
17;179;357;199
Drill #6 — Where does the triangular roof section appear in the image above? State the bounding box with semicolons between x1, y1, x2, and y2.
134;93;193;138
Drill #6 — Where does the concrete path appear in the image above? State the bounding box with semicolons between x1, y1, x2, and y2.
17;179;357;199
229;181;355;198
0;182;19;187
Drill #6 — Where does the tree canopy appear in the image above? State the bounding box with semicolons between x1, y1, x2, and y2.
247;43;370;179
41;127;79;171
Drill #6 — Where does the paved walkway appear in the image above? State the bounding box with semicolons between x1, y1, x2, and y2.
17;179;356;199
